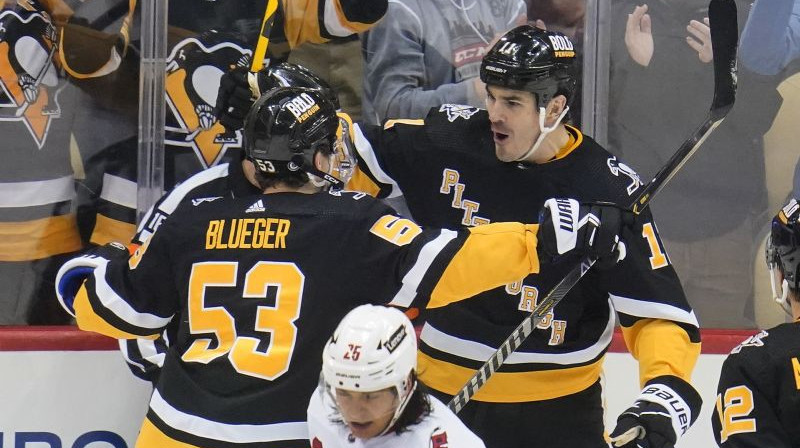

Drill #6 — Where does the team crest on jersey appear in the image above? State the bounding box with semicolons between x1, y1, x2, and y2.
0;8;65;149
165;34;250;169
607;156;642;195
439;104;480;122
731;330;768;354
191;196;223;206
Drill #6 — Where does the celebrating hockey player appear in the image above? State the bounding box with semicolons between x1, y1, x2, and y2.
214;25;705;448
712;197;800;447
55;86;629;447
308;304;486;447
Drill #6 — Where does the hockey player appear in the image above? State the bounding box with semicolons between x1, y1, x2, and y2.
308;304;485;447
214;26;704;448
116;62;343;383
712;197;800;447
80;0;389;246
342;26;703;448
56;87;628;447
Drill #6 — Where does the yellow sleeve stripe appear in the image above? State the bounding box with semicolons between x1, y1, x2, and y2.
383;118;424;130
345;166;381;197
90;215;137;246
428;222;540;308
620;318;700;386
74;286;156;340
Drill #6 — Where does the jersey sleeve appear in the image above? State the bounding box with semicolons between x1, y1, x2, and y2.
73;214;180;339
712;346;792;448
358;204;541;310
344;121;408;199
282;0;387;47
606;207;701;385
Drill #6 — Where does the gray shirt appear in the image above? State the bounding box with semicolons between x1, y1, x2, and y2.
361;0;526;125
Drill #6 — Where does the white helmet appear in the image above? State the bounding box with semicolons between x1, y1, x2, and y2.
322;305;417;433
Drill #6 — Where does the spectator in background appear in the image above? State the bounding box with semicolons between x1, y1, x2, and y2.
526;0;585;125
360;0;526;125
739;0;800;77
608;0;778;328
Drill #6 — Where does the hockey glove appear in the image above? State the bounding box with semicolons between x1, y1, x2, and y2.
214;66;264;132
55;242;130;316
537;198;629;267
609;375;702;448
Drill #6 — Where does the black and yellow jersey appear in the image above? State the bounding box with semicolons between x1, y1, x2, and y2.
347;105;701;403
73;189;542;447
712;322;800;447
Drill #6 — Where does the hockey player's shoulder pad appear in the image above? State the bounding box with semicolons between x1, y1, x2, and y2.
421;105;493;155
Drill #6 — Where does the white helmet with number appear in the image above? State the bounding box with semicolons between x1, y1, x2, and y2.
322;305;417;431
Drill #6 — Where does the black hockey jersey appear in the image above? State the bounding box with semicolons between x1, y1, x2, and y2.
712;322;800;447
72;189;542;447
117;161;259;382
347;105;701;402
82;0;388;246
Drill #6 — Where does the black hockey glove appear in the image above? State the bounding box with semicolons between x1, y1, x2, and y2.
609;375;702;448
214;66;262;133
55;242;130;316
537;198;630;267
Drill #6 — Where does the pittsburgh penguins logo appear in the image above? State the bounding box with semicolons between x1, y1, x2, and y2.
0;7;65;149
164;33;250;168
439;104;480;122
607;156;642;195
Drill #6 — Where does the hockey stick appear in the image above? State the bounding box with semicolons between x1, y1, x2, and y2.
447;0;738;414
250;0;279;73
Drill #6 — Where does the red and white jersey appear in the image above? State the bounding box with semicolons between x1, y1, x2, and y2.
307;385;486;448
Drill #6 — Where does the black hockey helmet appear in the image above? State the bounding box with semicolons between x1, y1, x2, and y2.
768;198;800;290
262;62;341;110
480;25;577;109
243;86;344;185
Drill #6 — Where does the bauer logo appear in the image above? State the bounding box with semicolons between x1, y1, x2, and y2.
286;93;320;123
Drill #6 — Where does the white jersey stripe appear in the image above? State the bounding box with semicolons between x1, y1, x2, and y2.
0;175;73;207
149;390;309;443
610;294;699;327
420;303;616;365
389;229;458;308
159;163;230;214
100;173;138;209
352;124;404;198
94;259;172;330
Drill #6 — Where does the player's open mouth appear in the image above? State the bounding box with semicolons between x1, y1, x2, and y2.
493;131;509;142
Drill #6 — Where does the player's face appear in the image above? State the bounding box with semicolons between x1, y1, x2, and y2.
485;85;540;162
334;387;399;439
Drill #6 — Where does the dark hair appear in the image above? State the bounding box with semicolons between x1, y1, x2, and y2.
252;168;309;190
390;374;433;435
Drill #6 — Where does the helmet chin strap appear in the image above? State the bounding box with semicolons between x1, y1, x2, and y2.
377;378;418;437
768;266;793;317
516;106;569;162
